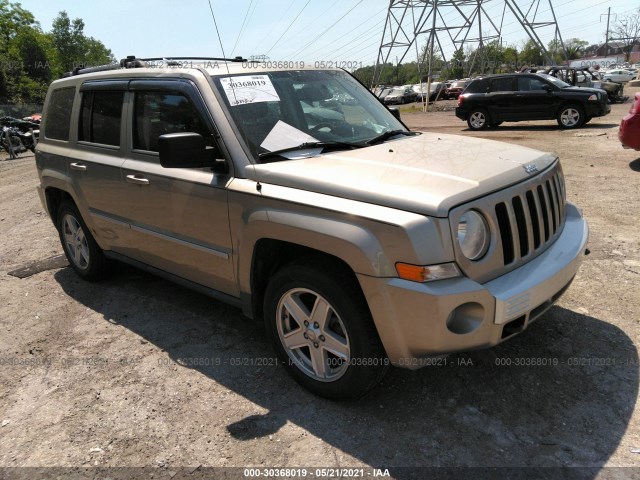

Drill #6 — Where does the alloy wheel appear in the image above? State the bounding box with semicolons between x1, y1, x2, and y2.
276;288;350;382
62;213;90;270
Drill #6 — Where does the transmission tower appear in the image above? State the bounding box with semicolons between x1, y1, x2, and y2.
373;0;566;87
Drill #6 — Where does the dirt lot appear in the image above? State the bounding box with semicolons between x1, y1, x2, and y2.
1;89;639;479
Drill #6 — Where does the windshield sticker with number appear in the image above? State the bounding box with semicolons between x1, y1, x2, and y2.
221;75;280;106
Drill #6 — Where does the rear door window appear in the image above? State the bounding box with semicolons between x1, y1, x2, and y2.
489;77;514;92
78;91;124;146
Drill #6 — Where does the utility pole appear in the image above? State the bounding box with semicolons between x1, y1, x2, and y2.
601;7;611;57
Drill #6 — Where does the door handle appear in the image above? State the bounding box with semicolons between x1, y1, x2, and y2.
70;162;87;172
126;174;150;186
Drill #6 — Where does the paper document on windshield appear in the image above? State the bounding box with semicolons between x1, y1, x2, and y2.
260;121;321;158
220;75;280;106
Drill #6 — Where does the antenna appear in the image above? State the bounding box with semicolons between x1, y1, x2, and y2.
206;0;236;103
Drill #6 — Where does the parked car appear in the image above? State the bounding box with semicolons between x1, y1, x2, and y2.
445;80;469;99
412;82;447;102
543;66;626;104
377;87;393;100
619;92;640;150
36;56;589;399
602;69;637;83
456;73;610;130
383;87;417;104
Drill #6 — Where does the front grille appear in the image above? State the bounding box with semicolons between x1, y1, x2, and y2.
449;160;567;283
494;169;565;265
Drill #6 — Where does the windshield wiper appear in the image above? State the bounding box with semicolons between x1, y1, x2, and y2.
365;129;416;145
258;141;362;161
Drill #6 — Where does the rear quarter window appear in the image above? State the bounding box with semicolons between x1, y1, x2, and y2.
464;79;489;93
44;87;75;141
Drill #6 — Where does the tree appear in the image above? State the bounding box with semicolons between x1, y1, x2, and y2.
503;46;519;71
611;8;640;62
565;38;589;60
0;0;36;54
448;49;465;79
520;39;543;66
51;11;114;73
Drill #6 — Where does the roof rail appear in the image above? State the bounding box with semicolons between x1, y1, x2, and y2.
141;56;249;63
62;56;147;77
62;55;251;77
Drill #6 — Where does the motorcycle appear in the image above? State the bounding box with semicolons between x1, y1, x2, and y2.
0;116;39;155
1;126;28;158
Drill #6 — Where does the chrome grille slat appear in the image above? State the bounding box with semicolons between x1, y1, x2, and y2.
552;174;563;224
537;184;551;241
515;194;534;258
526;190;542;249
546;180;558;233
504;200;521;261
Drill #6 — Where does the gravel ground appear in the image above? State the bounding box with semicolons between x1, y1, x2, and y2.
0;88;639;479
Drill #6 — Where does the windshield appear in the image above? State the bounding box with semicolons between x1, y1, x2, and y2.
212;70;406;160
536;73;570;88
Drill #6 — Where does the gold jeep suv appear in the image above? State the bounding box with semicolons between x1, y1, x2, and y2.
36;56;589;399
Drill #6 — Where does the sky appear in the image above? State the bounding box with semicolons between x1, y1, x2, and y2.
16;0;640;67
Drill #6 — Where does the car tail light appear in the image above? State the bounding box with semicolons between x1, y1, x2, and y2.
458;95;464;107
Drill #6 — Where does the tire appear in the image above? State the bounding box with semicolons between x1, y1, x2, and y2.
467;108;490;130
400;97;405;104
557;104;585;129
264;261;388;400
57;200;111;281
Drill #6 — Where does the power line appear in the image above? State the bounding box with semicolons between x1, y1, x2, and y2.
231;0;255;56
303;6;388;59
266;0;312;55
286;0;365;59
252;0;296;54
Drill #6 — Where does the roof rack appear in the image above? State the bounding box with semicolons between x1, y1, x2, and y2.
63;55;250;77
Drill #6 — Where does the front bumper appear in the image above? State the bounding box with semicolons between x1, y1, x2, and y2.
358;202;589;367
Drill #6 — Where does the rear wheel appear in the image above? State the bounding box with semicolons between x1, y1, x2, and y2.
557;104;585;129
57;200;111;281
467;109;490;130
264;262;387;400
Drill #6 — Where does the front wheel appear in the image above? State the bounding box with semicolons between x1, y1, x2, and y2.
264;262;387;400
557;104;585;129
467;109;490;130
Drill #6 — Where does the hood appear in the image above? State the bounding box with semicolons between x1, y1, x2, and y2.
563;85;606;95
248;132;557;217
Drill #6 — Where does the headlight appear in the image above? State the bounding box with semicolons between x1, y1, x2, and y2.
457;210;490;260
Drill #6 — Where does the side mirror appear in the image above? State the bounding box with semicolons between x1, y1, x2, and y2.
543;84;553;93
158;132;228;173
388;107;401;120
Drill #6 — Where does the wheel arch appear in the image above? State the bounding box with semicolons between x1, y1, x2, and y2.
248;238;364;323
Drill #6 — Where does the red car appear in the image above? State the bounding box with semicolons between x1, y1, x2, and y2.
445;80;469;99
619;93;640;150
